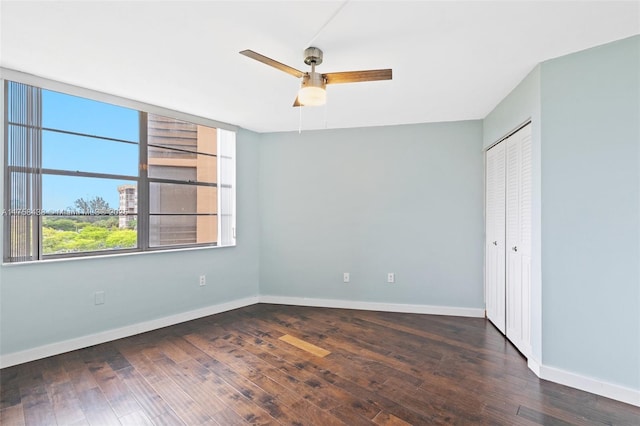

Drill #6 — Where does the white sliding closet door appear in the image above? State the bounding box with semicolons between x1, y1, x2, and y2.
505;123;532;356
485;123;532;356
485;143;506;334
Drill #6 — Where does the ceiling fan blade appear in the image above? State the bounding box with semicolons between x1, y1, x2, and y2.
239;50;305;78
293;96;301;107
324;69;392;85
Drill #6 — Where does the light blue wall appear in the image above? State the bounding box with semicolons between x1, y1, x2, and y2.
540;35;640;390
0;129;261;356
258;121;485;308
483;66;543;362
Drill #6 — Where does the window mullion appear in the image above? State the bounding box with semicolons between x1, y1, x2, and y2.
34;84;42;260
138;111;149;251
3;80;8;262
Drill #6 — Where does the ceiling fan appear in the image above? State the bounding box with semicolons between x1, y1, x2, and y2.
240;47;392;107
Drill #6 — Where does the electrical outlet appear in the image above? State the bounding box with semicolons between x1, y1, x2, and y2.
387;273;395;283
94;291;105;305
199;275;206;286
343;272;350;283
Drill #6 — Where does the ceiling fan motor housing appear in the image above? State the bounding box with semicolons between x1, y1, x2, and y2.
301;72;326;89
304;47;323;66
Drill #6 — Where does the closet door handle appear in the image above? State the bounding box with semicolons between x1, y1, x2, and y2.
493;241;498;246
512;246;518;252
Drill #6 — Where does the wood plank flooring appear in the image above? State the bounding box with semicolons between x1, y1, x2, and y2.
1;304;639;425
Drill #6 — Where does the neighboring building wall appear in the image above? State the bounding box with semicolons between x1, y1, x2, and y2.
118;184;137;229
196;125;218;244
147;113;218;246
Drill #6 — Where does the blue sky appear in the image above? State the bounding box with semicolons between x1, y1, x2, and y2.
41;89;139;211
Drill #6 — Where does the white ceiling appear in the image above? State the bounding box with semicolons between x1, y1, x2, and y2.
1;1;638;133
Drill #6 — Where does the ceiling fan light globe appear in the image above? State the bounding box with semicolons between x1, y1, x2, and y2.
298;86;326;106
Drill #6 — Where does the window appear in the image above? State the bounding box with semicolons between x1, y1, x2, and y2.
3;79;236;262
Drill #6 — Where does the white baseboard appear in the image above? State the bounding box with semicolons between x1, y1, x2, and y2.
529;355;639;408
527;356;542;376
258;295;485;318
0;296;259;369
536;364;640;408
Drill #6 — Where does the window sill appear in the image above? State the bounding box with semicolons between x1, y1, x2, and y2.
2;243;236;267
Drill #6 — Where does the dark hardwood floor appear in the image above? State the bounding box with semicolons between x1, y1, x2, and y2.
1;304;639;425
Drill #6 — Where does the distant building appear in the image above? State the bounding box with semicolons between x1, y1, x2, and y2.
118;184;137;229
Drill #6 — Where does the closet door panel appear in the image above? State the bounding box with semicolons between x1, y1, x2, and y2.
505;124;532;356
519;125;533;354
505;131;522;343
485;143;506;334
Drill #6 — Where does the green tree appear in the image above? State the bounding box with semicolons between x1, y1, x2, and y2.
105;229;137;248
42;227;74;253
74;196;111;213
73;196;112;223
43;217;78;231
93;217;119;229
